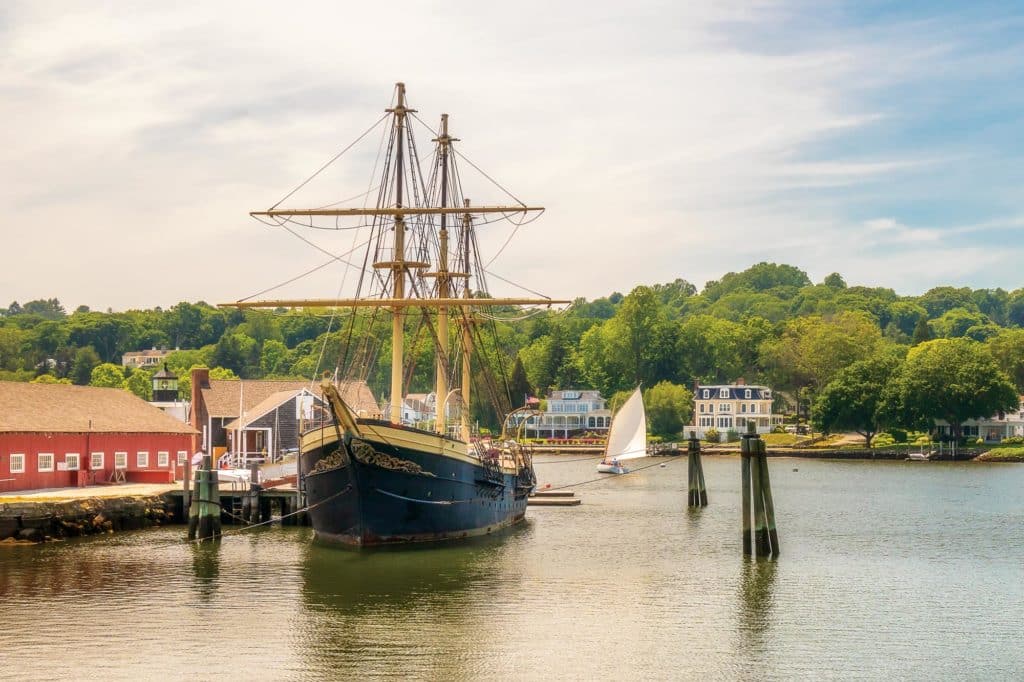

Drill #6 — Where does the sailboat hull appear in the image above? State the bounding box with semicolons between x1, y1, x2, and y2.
300;422;532;547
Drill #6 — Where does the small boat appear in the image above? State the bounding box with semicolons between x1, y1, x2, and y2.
597;387;647;474
907;450;931;461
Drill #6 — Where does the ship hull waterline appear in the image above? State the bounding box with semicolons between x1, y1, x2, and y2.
300;422;532;547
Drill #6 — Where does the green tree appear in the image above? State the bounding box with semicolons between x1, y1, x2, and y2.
987;328;1024;392
644;381;694;438
508;357;533;406
69;346;102;385
823;272;847;289
931;307;988;338
125;368;153;400
882;338;1018;441
260;339;289;376
911;317;933;346
90;363;126;388
812;349;904;446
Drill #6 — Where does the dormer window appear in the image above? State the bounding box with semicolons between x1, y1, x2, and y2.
764;390;771;399
719;388;728;399
744;389;751;399
702;389;709;399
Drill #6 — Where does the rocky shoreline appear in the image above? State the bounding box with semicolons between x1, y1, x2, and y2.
0;494;174;544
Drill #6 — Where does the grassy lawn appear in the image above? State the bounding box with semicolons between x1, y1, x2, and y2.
975;446;1024;462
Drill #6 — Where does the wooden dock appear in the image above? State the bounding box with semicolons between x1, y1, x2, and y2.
528;489;581;506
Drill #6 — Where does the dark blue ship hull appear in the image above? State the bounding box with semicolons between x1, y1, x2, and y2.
300;421;533;547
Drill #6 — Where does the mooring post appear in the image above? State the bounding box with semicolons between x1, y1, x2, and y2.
740;425;753;556
187;465;200;540
248;461;261;525
750;429;770;557
194;454;222;542
688;430;707;507
687;437;698;507
757;438;780;556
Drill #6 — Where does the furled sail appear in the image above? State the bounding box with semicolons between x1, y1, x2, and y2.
605;387;647;461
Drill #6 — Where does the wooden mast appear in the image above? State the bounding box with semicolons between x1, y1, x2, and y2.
434;114;452;435
461;198;473;442
387;82;410;426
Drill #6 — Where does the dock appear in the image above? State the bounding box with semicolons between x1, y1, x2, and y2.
528;489;581;506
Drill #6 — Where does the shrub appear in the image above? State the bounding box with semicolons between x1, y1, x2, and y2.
726;429;740;442
871;432;895;447
889;429;908;443
771;424;786;434
704;428;720;443
913;434;932;445
1000;436;1024;445
974;437;985;445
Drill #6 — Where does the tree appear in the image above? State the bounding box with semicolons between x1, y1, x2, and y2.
931;307;988;338
987;328;1024;392
644;381;694;438
823;272;847;289
90;363;126;389
702;262;811;302
508;357;532;406
21;298;66;320
69;346;102;385
125;368;153;400
812;349;904;446
911;317;933;346
882;338;1018;441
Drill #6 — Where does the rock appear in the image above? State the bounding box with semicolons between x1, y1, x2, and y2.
17;527;44;542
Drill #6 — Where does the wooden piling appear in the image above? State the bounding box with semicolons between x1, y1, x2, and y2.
740;423;779;558
757;439;780;556
190;454;222;542
740;429;752;556
687;430;707;508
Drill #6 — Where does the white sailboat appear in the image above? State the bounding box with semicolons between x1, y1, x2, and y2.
597;387;647;474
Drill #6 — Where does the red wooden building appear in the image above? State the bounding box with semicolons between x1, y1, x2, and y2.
0;382;196;493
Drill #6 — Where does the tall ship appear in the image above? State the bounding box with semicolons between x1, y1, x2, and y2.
223;83;565;546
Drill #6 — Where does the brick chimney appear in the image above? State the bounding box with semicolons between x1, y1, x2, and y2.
736;377;746;386
190;368;211;451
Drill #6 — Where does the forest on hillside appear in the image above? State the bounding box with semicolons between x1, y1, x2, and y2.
3;262;1024;440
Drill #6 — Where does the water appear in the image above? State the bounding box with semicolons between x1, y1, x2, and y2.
1;456;1021;680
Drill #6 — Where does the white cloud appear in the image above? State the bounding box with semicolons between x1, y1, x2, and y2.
0;1;1019;309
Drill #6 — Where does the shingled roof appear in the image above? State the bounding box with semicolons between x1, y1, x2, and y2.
202;379;380;420
0;382;197;434
222;389;308;431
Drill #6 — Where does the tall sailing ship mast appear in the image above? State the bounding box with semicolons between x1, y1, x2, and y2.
223;83;567;546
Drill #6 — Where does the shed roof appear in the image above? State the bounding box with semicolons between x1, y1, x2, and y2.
0;382;197;434
222;389;310;431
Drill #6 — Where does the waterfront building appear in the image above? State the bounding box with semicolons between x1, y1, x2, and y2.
935;396;1024;442
519;389;611;440
692;379;782;440
188;368;380;464
0;382;195;493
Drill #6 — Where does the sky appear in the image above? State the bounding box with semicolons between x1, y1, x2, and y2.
2;0;1023;311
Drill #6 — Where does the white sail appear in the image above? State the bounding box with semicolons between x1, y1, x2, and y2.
605;387;647;461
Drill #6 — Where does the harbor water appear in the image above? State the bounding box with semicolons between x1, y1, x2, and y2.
1;455;1021;680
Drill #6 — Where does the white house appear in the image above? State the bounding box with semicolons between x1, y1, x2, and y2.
693;380;781;440
935;396;1024;443
519;389;611;440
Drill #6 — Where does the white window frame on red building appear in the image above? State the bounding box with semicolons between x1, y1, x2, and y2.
114;451;128;469
38;453;54;472
65;453;80;471
10;453;25;474
158;451;169;467
91;452;104;470
137;451;149;468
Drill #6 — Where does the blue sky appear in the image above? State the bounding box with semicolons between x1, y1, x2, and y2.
1;1;1022;310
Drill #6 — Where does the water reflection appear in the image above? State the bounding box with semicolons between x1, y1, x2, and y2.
738;558;777;650
189;542;221;602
